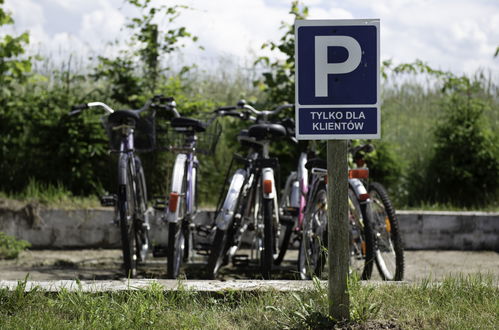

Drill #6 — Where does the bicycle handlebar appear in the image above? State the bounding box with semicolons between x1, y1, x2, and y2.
214;100;294;122
69;95;180;118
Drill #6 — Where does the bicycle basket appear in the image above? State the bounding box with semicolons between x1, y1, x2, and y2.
101;109;156;152
156;118;222;155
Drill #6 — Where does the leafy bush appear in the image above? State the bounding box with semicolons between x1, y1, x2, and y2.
417;76;499;207
0;232;30;259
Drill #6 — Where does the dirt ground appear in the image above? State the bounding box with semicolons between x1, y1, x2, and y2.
0;249;497;282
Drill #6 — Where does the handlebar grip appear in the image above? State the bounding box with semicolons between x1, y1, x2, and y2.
216;106;237;112
71;104;89;111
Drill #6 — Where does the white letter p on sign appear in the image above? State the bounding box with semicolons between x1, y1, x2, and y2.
314;36;361;97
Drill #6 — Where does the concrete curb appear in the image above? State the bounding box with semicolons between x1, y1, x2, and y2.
0;206;498;250
0;279;407;292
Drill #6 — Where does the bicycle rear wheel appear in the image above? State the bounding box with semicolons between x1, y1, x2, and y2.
261;197;275;279
369;182;404;281
348;188;375;280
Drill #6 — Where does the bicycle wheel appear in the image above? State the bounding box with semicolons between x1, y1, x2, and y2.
167;222;185;279
206;227;229;279
369;182;404;281
261;196;275;279
166;162;187;279
275;173;298;266
117;155;138;278
348;188;375;280
133;157;149;263
298;183;328;280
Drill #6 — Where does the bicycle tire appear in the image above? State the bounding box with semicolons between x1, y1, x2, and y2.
298;183;328;280
275;224;293;266
275;174;298;266
369;182;404;281
118;156;137;278
166;155;188;279
206;228;229;279
167;222;185;279
261;197;274;279
133;157;149;263
348;188;375;280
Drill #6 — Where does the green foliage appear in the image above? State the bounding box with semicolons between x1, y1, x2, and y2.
0;232;30;259
255;0;308;105
381;61;499;208
93;0;198;104
422;76;499;207
0;0;32;88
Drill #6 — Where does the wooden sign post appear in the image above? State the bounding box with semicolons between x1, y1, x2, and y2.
327;140;350;320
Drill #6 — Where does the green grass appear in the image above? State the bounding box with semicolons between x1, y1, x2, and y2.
0;275;497;329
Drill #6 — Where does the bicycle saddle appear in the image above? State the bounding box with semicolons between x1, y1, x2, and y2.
171;117;207;132
247;123;286;140
238;129;262;149
108;110;140;125
305;158;327;170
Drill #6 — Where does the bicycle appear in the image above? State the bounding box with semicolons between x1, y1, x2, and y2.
69;96;165;277
154;98;221;279
350;143;404;281
206;100;293;279
295;156;375;280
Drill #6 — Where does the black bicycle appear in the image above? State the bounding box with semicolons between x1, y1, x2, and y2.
206;100;294;279
350;143;405;281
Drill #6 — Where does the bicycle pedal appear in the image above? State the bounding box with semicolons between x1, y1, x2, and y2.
279;214;295;226
282;207;299;217
153;197;167;211
232;254;249;266
152;245;167;257
100;195;116;207
196;225;214;237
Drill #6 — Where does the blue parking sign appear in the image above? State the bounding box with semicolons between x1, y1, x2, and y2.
295;19;380;140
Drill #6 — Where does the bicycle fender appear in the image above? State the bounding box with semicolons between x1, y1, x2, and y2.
349;178;369;200
166;154;187;223
262;167;276;199
216;169;246;230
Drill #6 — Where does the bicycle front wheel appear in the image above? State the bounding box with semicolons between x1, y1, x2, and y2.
206;228;229;279
369;182;404;281
298;183;328;280
117;155;138;278
167;222;185;279
348;188;375;280
134;157;150;264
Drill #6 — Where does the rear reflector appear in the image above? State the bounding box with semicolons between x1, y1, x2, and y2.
348;168;369;179
263;179;273;194
359;193;370;201
169;192;179;212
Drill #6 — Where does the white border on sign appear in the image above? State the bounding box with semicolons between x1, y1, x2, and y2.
294;19;380;140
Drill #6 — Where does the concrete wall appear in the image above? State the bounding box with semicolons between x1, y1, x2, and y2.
397;211;498;251
0;204;497;250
